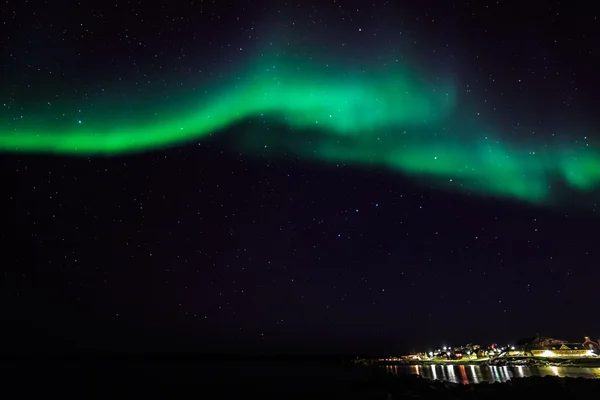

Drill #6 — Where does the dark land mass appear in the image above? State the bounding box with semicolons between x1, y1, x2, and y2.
1;353;599;398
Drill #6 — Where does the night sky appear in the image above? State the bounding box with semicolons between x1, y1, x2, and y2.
1;0;599;355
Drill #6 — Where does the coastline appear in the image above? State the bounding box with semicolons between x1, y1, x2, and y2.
364;356;600;368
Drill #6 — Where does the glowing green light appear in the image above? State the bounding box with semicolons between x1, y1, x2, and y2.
1;49;599;205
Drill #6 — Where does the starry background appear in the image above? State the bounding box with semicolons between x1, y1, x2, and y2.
1;0;599;355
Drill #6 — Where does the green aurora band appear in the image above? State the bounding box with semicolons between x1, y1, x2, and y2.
1;51;600;205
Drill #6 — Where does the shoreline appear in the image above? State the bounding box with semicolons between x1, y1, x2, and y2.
366;356;600;368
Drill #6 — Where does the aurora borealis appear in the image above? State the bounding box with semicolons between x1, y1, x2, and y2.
2;43;599;205
4;0;600;362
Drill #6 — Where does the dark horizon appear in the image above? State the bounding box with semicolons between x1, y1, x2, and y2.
4;310;594;356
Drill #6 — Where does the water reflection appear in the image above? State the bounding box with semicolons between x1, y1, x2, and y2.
515;366;522;378
458;365;468;385
470;365;479;383
447;365;456;383
385;364;600;384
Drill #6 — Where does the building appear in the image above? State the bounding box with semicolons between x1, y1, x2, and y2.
476;348;490;358
583;337;600;353
530;337;598;357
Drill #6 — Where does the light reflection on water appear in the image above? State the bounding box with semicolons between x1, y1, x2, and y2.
385;364;600;384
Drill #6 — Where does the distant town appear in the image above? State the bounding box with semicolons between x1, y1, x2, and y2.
369;336;600;367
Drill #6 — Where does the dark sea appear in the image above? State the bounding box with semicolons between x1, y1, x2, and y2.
1;355;599;394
